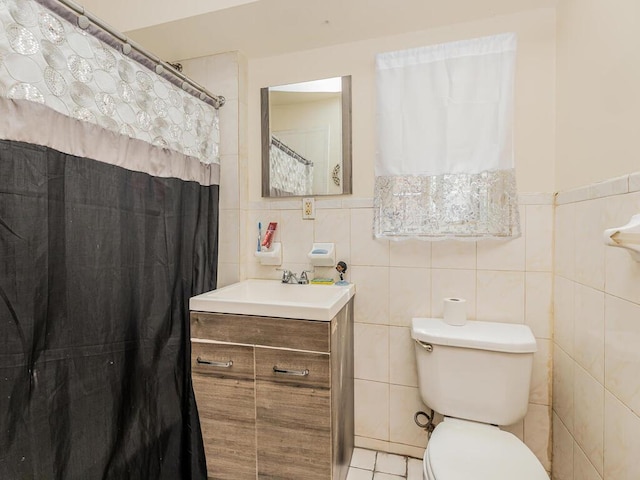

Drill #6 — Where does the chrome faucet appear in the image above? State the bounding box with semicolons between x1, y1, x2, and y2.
278;269;313;284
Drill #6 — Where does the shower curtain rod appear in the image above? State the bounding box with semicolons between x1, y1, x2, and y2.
53;0;226;109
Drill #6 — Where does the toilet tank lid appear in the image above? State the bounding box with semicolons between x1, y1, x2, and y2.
411;318;537;353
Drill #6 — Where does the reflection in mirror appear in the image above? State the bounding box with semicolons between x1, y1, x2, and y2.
261;76;352;197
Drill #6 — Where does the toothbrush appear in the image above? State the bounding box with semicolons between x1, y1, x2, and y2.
257;222;262;252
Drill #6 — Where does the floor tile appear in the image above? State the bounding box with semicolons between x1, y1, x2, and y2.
375;452;407;476
351;447;377;470
348;467;374;480
407;457;423;480
373;473;405;480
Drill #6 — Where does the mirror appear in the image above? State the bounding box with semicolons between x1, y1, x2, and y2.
261;76;352;197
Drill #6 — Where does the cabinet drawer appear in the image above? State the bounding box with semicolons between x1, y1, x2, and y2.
192;342;254;380
255;347;330;389
191;312;330;352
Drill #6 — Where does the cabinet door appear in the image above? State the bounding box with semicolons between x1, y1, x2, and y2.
192;342;256;480
255;347;331;479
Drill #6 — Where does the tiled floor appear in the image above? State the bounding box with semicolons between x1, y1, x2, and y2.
347;448;423;480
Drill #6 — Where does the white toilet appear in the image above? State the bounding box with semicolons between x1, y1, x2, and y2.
411;317;549;480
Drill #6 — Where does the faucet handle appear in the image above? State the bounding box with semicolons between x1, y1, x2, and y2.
299;269;313;284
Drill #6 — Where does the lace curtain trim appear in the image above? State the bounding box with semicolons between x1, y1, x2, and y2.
0;0;220;164
373;169;521;240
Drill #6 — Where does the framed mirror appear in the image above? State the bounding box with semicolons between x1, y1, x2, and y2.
261;76;352;197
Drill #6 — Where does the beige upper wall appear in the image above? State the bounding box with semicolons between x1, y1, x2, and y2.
248;8;557;200
556;0;640;191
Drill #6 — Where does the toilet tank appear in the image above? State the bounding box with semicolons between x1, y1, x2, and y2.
411;318;537;426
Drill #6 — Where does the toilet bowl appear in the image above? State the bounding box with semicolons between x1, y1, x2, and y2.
422;418;548;480
411;317;549;480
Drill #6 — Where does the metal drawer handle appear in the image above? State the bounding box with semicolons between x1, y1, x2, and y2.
196;357;233;368
273;366;309;376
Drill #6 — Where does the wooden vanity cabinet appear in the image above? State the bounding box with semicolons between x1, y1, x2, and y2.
190;300;353;480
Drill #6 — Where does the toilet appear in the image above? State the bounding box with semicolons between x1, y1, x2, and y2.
411;317;549;480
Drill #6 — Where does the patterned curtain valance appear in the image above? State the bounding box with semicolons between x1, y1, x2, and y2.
0;0;220;165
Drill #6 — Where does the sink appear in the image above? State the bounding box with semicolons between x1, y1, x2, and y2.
189;279;356;321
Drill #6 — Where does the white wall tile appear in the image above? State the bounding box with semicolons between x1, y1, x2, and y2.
218;209;240;262
218;97;239;157
390;240;431;268
351;208;389;266
554;203;575;279
554;275;575;356
526;204;554;271
219;155;239;210
573;284;605;383
604;391;640;480
519;193;554;205
525;272;553;339
389;267;430;326
573;365;604;476
589;175;629;199
552;413;574;480
476;236;525;271
279;209;314;265
431;241;476;269
555;185;591;205
355;323;389;383
351;266;389;325
524;403;551;471
355;380;389;441
431;269;476;320
389;385;429;448
216;262;240;288
604;294;640;417
574;445;603;480
530;338;551;405
553;344;575;433
629;172;640;193
389;326;418;388
314;208;351;267
476;270;525;323
573;198;606;291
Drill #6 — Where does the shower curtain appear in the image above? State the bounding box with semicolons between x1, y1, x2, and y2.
0;0;220;478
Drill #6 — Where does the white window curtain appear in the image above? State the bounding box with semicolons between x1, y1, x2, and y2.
374;33;520;240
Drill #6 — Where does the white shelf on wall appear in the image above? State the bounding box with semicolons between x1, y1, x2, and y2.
307;243;335;267
254;242;282;266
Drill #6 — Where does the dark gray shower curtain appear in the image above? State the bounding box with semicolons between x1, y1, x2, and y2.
0;139;216;479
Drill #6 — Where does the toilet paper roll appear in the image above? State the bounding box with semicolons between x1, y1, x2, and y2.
443;297;467;326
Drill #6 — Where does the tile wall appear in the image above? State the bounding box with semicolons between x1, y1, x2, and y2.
244;194;554;469
180;52;248;288
182;52;554;471
552;172;640;480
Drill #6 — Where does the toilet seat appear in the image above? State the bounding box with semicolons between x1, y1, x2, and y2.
423;418;548;480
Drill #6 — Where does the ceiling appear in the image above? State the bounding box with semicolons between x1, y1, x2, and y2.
78;0;557;62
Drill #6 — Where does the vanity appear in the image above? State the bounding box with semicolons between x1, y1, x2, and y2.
189;279;355;480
